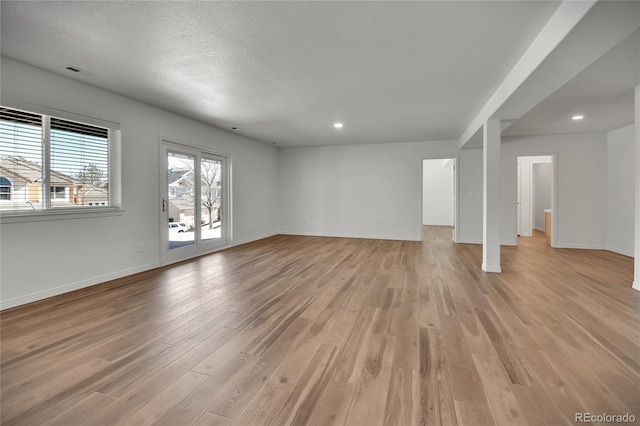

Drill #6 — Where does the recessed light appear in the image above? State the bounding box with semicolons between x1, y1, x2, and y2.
572;115;584;120
333;122;343;129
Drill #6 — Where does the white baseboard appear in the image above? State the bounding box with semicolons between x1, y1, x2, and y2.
553;243;607;250
1;262;160;311
0;232;284;311
452;238;516;246
481;263;502;273
231;232;278;247
279;230;421;242
633;281;640;292
606;245;634;258
455;238;482;244
547;242;634;258
4;232;628;310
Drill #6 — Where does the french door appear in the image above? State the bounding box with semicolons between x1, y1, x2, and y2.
160;141;228;265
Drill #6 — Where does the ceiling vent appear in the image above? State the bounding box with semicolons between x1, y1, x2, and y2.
64;65;97;77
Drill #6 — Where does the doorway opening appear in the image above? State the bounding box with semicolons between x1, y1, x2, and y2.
517;155;553;245
422;158;456;242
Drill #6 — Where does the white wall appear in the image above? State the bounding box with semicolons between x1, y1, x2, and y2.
457;148;483;244
277;140;458;241
0;58;279;309
502;133;608;249
607;124;635;256
422;159;453;226
533;162;552;231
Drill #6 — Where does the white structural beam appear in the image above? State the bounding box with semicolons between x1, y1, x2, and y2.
482;119;501;273
459;1;640;148
458;0;596;147
495;2;639;127
634;85;640;291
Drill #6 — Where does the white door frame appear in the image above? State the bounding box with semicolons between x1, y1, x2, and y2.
517;162;522;236
420;157;458;242
515;154;556;246
159;139;230;266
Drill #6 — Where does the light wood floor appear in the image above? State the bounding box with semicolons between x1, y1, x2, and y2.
1;227;638;425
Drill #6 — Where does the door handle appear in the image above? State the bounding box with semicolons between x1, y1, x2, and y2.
162;198;167;212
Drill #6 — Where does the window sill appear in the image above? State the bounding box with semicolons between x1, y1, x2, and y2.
0;207;125;224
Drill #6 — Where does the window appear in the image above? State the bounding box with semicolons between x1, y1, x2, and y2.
0;176;11;200
50;186;66;199
0;106;120;216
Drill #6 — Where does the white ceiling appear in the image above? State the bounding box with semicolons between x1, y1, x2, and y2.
0;1;636;148
1;1;563;147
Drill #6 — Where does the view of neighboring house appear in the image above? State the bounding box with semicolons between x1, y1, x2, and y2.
168;167;195;227
168;168;193;199
167;166;221;228
78;186;109;206
0;155;108;210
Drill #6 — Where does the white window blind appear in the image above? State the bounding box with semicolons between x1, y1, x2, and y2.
0;108;44;211
50;117;110;208
0;106;118;214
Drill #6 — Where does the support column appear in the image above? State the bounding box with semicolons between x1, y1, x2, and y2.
633;85;640;291
482;119;501;273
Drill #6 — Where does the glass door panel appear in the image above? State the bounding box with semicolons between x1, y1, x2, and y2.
167;151;196;250
201;157;222;242
161;141;228;265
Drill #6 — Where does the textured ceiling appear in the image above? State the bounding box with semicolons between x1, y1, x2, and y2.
1;1;563;147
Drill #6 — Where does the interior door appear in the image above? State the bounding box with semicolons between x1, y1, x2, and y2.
160;141;228;265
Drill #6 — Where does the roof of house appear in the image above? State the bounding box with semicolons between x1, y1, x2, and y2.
0;156;79;185
168;168;192;185
79;186;108;197
168;197;195;212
